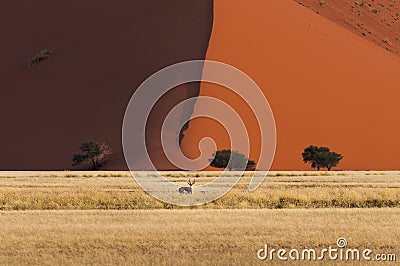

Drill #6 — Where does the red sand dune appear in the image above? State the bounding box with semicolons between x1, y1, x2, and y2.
0;0;213;170
2;0;400;171
181;0;400;170
295;0;400;56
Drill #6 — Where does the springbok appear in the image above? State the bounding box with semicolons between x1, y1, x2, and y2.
178;179;195;194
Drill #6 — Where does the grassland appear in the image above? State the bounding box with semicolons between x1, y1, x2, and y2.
0;171;399;265
1;171;399;210
0;209;399;265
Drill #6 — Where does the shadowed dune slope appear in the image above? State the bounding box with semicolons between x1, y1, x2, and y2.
181;0;400;170
0;1;213;170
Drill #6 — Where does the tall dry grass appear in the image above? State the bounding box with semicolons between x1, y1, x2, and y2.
0;209;398;265
0;172;399;265
0;171;399;210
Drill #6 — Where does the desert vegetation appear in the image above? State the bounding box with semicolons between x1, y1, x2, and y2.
1;171;399;210
302;145;343;171
72;141;112;170
0;209;398;265
0;171;399;264
209;150;256;170
26;50;52;68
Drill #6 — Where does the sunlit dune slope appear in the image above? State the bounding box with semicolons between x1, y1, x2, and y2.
181;0;400;170
294;0;400;56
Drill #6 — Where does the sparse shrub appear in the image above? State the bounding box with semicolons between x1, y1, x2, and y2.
209;150;256;171
26;50;52;68
382;38;392;45
302;145;343;171
72;141;112;170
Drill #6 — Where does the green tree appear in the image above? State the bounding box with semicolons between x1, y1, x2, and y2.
72;141;111;170
209;150;256;170
246;159;256;170
302;145;343;171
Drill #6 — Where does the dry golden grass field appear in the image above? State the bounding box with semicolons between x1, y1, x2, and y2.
1;171;400;210
0;171;399;265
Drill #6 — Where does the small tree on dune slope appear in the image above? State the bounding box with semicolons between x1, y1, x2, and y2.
209;149;256;171
302;145;343;171
72;141;112;170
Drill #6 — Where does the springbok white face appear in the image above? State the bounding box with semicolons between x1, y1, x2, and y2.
178;179;195;194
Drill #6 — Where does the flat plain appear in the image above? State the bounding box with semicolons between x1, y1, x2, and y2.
1;171;399;210
0;171;399;265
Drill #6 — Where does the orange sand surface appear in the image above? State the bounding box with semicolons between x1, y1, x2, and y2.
182;0;400;170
